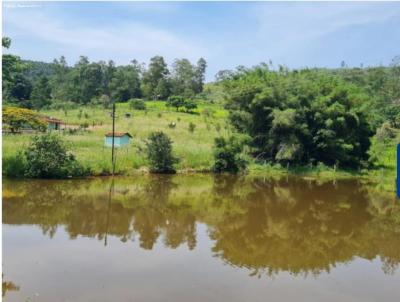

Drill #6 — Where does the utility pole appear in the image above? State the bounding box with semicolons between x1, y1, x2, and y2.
111;103;116;175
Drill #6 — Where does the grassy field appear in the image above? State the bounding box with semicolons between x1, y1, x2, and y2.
2;100;397;192
3;101;230;175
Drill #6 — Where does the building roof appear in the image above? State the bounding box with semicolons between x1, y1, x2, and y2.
42;116;64;123
105;132;132;138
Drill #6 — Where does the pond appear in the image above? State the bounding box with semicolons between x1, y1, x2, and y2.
3;175;400;302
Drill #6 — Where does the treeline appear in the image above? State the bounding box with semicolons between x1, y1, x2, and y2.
2;37;207;109
218;60;400;168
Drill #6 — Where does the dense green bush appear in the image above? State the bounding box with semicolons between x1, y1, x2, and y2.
166;95;185;111
129;99;147;110
3;151;27;178
24;133;89;178
146;131;179;173
183;99;197;113
166;96;197;113
222;66;373;168
213;135;248;173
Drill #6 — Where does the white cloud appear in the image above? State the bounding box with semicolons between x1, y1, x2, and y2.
252;3;400;59
3;6;207;65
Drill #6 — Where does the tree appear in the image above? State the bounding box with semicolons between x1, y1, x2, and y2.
142;56;170;100
170;58;197;98
166;95;185;111
213;135;248;173
2;37;11;48
223;65;373;168
51;56;70;101
146;131;179;173
31;75;52;109
183;99;197;113
70;57;104;103
2;107;46;133
9;73;32;106
2;37;29;103
24;133;87;178
110;65;141;102
195;58;207;93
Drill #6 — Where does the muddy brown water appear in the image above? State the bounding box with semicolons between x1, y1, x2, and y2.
3;175;400;302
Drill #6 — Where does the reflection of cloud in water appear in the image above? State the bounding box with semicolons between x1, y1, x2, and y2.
3;175;400;277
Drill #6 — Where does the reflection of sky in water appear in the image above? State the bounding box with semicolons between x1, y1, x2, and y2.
3;176;400;302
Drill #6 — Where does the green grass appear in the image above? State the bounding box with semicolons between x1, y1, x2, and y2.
3;100;397;190
3;101;229;175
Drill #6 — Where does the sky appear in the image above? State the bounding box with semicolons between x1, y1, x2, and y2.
3;1;400;81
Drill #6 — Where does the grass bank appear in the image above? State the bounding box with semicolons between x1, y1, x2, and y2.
2;101;397;192
3;101;229;175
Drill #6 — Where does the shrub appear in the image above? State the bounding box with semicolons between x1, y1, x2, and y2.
166;96;185;111
168;122;176;129
3;151;27;177
183;100;197;113
24;133;89;178
188;122;196;132
146;131;179;173
129;99;147;110
213;135;248;173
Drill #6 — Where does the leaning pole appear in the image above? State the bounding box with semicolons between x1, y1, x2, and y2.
397;144;400;198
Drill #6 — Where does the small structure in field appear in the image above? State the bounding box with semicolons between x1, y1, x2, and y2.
42;116;64;130
104;132;132;147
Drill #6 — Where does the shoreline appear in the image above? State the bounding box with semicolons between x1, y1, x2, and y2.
4;165;395;192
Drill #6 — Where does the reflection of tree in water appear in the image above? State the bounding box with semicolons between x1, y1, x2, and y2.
3;176;400;277
132;175;196;250
2;276;20;298
209;178;400;277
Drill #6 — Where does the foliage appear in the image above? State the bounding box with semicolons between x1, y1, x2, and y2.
166;95;185;111
166;96;197;113
3;151;27;178
3;40;207;107
2;37;29;103
129;99;147;110
24;133;88;178
142;56;170;100
31;75;52;109
2;107;46;133
170;58;207;98
110;63;142;102
222;66;373;168
146;131;179;173
183;99;197;113
188;122;196;132
213;135;248;173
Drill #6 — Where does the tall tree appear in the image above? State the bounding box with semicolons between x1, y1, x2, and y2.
31;75;52;109
110;64;142;102
142;56;170;100
195;58;207;93
170;58;197;98
2;37;29;103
